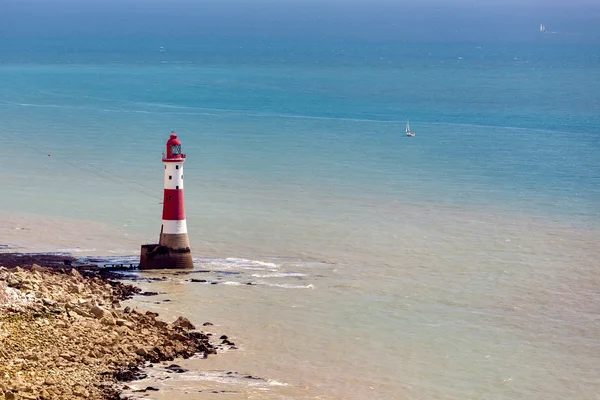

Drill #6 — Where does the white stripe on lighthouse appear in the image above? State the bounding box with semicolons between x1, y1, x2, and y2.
163;163;184;190
162;219;188;234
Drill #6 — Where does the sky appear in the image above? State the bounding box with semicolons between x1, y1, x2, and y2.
1;0;599;42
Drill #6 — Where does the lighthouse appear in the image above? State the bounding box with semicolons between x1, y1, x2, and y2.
139;131;194;269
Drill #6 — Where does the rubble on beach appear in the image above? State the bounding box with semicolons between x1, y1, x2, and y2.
0;264;217;399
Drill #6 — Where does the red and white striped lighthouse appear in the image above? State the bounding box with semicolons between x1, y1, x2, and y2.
139;131;193;269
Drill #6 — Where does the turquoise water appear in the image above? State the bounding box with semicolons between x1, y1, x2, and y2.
1;39;600;399
1;42;599;224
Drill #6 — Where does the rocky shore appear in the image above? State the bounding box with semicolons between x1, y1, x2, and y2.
0;261;219;399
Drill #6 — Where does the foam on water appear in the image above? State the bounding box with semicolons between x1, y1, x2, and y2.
192;257;279;271
255;282;315;289
221;281;244;286
251;273;307;278
56;248;97;253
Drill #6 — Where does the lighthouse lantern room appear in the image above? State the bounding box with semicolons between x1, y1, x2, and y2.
139;131;194;269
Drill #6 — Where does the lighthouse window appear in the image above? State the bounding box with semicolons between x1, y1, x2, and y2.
181;175;183;179
171;144;182;155
175;165;179;170
176;185;179;189
169;175;172;180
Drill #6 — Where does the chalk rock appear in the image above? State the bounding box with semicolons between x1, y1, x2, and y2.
171;316;195;330
70;268;83;280
154;320;168;329
100;315;116;326
73;385;89;397
72;307;93;318
32;264;48;273
136;348;148;356
89;305;110;320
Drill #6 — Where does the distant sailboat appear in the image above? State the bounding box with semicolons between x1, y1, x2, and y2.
540;23;546;33
405;120;415;137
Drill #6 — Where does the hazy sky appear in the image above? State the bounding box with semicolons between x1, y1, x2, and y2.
1;0;599;41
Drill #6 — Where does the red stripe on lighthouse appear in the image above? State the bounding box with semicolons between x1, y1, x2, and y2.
162;189;186;220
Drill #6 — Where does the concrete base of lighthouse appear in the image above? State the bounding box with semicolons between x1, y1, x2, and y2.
139;244;193;269
138;244;193;269
139;232;193;269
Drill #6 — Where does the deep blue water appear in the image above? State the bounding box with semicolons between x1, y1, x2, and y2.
0;38;599;228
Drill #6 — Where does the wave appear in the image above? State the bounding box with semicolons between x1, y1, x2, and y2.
257;282;314;289
130;101;407;123
193;257;278;270
1;98;577;134
126;368;289;387
0;98;404;123
0;99;217;116
56;248;97;253
425;121;566;134
1;96;579;134
221;281;244;286
251;272;307;278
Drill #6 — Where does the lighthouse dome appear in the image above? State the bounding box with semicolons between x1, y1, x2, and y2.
164;131;185;160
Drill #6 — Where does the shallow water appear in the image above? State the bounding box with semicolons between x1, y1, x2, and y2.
118;216;599;400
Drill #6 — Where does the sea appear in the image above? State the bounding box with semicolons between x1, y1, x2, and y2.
1;24;600;400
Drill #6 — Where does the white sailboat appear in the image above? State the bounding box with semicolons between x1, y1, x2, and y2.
405;120;415;137
540;23;546;33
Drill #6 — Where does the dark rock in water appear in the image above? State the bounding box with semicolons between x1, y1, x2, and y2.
145;311;159;318
219;335;228;340
0;252;77;268
146;386;159;391
190;279;207;283
202;322;213;326
149;277;165;281
221;339;232;345
115;367;147;382
163;299;172;302
139;291;159;296
230;346;238;350
166;364;188;373
245;375;261;380
210;281;219;285
246;282;255;285
174;269;211;275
